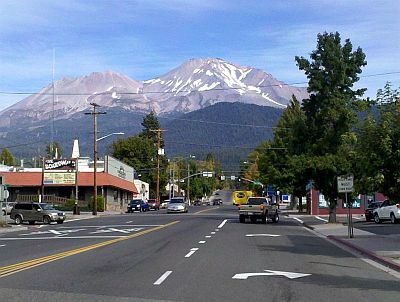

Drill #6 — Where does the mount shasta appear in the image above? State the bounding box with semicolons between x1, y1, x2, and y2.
0;58;307;126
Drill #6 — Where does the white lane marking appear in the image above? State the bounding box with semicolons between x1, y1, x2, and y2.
291;217;304;224
90;228;143;234
205;236;211;238
211;232;216;234
246;234;281;237
215;229;220;231
199;241;206;244
0;244;5;247
217;219;228;228
126;221;133;223
48;230;62;235
58;225;160;229
233;270;311;280
154;271;173;285
315;216;328;222
108;228;130;234
185;248;199;258
0;236;125;240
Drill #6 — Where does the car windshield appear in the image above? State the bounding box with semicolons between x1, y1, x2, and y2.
130;200;142;205
170;199;184;203
39;204;56;211
247;198;265;205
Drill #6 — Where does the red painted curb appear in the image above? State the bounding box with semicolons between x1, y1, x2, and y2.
328;235;400;272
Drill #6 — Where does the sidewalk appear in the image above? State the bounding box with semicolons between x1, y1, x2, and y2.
295;216;400;272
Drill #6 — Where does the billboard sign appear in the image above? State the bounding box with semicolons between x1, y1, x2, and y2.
105;155;135;181
45;159;76;170
44;172;76;184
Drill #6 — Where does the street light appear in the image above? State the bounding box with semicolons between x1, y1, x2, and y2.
97;132;124;142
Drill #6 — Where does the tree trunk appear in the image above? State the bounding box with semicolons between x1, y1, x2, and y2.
328;206;336;223
298;196;303;213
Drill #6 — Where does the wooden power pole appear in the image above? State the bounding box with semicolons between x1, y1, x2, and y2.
150;129;165;203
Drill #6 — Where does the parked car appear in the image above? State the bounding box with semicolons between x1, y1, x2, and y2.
147;199;160;210
212;198;222;206
1;201;16;215
373;199;400;224
10;202;66;225
193;199;202;206
364;201;383;222
127;199;150;213
160;200;169;209
167;197;188;213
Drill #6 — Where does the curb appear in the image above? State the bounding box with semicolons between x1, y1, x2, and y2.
328;235;400;272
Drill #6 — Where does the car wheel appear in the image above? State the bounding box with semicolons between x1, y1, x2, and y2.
261;215;267;224
374;213;381;224
43;216;51;225
28;221;35;225
15;215;22;225
390;213;398;224
272;213;279;223
239;215;245;223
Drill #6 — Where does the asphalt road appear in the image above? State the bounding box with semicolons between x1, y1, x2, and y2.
0;205;398;302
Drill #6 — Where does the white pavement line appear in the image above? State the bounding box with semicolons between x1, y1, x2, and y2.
0;244;5;247
48;230;62;235
215;229;220;231
185;248;199;258
199;241;206;244
154;271;173;285
211;232;216;234
291;217;304;224
315;216;328;222
246;234;281;237
205;236;211;238
0;236;125;240
108;228;130;234
126;221;133;223
217;219;228;228
58;225;160;229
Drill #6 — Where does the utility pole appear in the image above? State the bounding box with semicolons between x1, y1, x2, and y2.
85;103;106;215
150;129;165;204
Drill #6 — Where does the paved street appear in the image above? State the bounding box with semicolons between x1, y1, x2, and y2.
0;205;399;302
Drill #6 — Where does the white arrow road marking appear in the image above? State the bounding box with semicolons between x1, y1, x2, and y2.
90;228;143;234
233;270;311;280
48;230;62;235
21;229;86;236
108;228;130;234
154;271;173;285
246;234;281;237
185;248;199;258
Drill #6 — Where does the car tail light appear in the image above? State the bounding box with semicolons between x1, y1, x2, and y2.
237;204;240;209
260;205;264;210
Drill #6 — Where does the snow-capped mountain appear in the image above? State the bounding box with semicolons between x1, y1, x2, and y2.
142;58;308;113
0;58;308;127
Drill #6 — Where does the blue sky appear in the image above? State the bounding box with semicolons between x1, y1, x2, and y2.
1;0;399;111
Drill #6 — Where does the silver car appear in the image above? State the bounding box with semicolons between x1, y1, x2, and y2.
167;197;188;213
1;202;16;215
10;202;66;225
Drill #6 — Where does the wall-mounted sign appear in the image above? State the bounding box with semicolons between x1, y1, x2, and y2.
44;172;76;184
105;155;135;181
45;159;76;170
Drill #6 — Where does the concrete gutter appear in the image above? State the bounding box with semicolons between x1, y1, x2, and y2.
328;235;400;273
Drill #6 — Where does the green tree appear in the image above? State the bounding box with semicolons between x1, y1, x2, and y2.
294;32;367;222
140;111;164;146
356;83;400;200
0;148;15;166
46;141;63;159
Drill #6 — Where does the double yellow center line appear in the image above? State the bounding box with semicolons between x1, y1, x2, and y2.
0;220;179;278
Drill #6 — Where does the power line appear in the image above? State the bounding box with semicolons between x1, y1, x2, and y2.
0;70;399;97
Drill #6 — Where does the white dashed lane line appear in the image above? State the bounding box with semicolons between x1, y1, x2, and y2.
315;216;328;222
291;217;304;224
154;271;173;285
185;248;199;258
217;219;228;228
211;232;216;235
205;235;211;238
0;244;5;247
198;241;206;244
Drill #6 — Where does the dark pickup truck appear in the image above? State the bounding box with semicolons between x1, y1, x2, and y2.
238;197;279;224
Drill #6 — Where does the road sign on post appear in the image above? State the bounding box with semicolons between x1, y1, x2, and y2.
337;175;354;193
338;174;354;239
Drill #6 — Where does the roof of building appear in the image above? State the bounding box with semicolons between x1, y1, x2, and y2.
1;171;138;193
